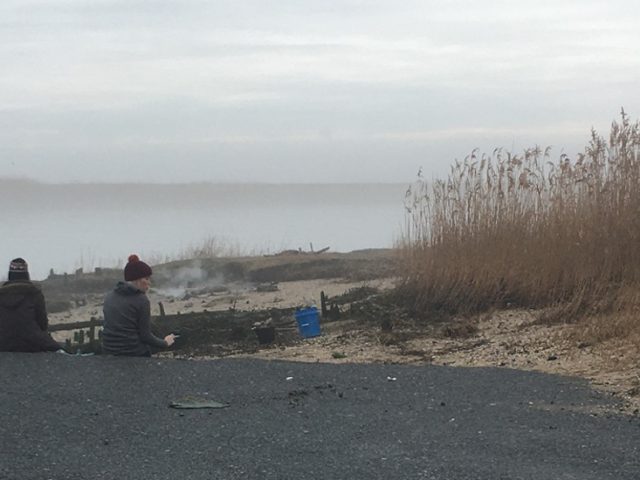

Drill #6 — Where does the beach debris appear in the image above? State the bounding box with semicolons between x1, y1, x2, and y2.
169;397;229;409
386;376;397;382
267;246;330;256
286;376;294;381
288;389;309;406
253;318;275;344
257;282;279;292
253;318;273;329
56;349;82;356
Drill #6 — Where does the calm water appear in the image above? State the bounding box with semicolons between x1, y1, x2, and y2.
1;182;408;279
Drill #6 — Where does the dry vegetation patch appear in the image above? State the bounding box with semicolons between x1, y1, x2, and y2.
400;110;640;328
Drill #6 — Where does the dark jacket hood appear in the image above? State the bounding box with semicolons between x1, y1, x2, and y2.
114;281;144;296
0;281;40;309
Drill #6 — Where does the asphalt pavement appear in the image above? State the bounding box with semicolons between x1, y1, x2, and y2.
1;353;639;480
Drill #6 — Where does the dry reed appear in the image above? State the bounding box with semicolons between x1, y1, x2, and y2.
399;109;640;337
143;235;247;265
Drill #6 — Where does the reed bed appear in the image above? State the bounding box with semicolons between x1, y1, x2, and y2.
400;110;640;335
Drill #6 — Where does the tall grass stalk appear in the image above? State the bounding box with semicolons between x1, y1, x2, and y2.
400;110;640;323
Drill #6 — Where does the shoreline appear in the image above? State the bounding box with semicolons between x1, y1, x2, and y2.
48;272;640;415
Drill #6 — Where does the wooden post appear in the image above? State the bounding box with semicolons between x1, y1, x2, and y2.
88;317;96;343
320;291;327;317
159;301;166;317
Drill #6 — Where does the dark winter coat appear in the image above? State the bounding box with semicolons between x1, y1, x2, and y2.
0;281;61;352
102;282;167;357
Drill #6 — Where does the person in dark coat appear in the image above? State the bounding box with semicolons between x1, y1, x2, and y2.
0;258;61;352
102;254;175;357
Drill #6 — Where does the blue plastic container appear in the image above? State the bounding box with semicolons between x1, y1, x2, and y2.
295;307;321;338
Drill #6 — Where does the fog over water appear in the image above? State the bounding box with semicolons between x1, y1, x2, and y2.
1;181;407;280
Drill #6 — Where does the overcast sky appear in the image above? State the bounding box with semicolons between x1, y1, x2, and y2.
1;0;638;183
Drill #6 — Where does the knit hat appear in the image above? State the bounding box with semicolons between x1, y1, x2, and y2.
124;254;152;282
8;257;30;281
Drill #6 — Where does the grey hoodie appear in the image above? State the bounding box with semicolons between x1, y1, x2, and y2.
102;282;167;356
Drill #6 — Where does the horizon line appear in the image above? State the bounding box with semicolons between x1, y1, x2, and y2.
0;177;411;186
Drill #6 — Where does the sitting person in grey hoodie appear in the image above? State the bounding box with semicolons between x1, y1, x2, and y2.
102;254;175;357
0;258;62;353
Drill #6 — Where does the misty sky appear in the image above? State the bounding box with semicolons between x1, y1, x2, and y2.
1;0;638;183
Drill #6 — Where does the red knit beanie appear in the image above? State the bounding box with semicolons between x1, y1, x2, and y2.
124;254;152;281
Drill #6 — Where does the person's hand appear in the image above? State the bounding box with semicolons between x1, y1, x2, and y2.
164;334;176;347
